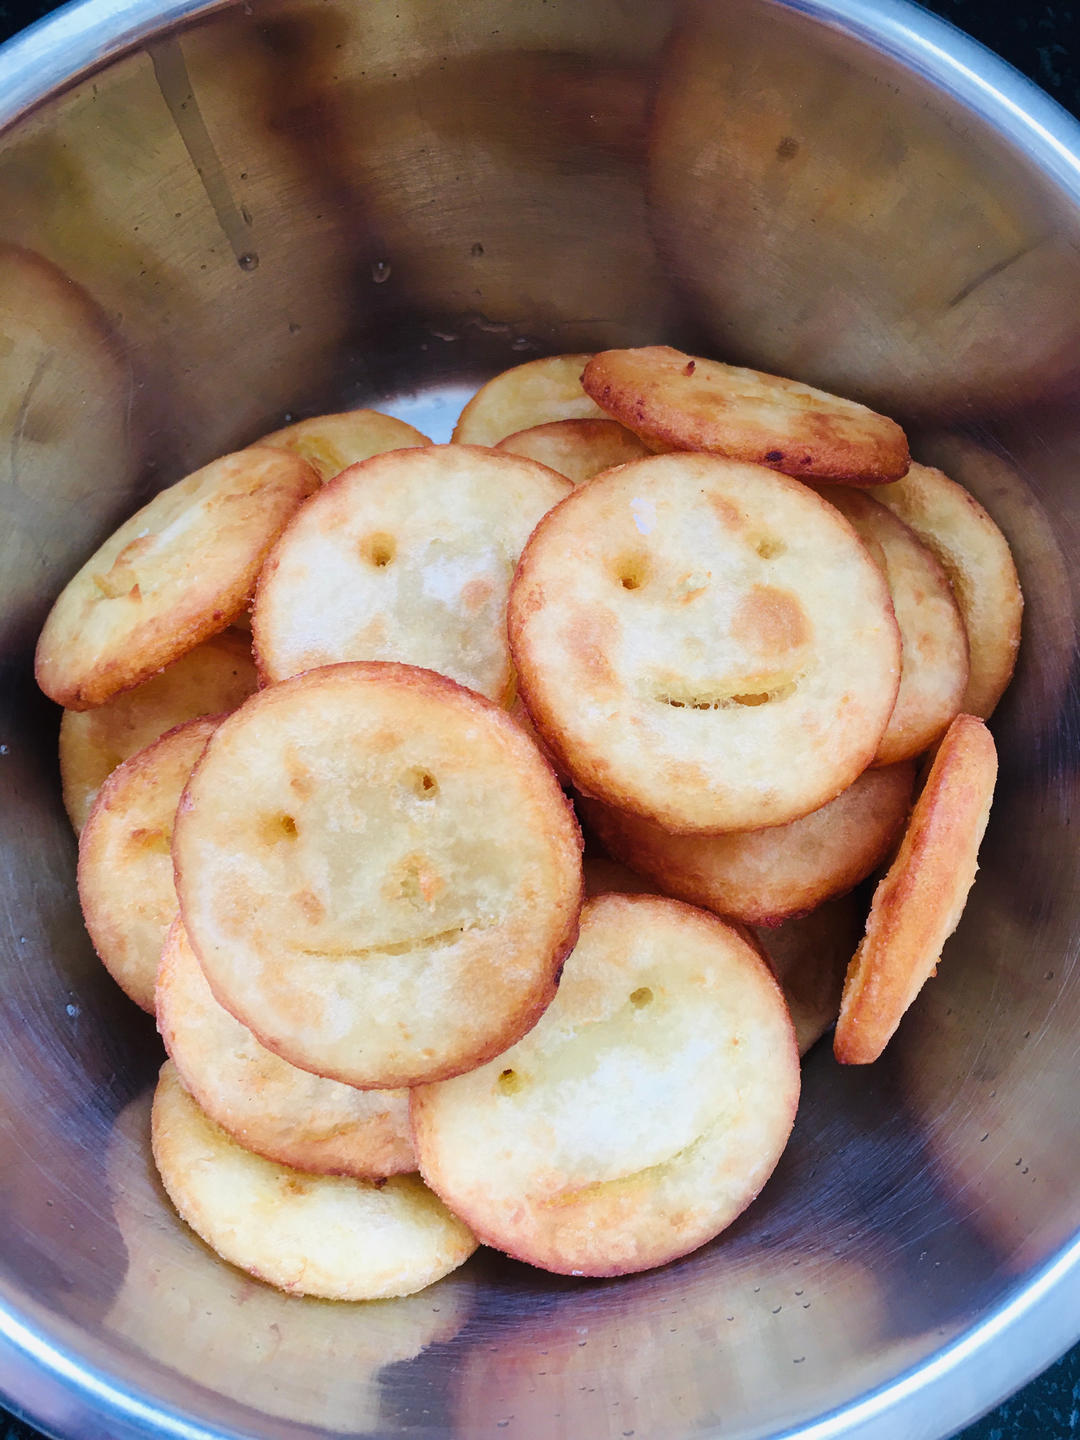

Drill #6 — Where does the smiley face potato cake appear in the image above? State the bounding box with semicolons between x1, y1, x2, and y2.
253;445;571;703
583;346;910;483
36;447;316;709
411;894;800;1277
509;452;902;833
173;662;583;1089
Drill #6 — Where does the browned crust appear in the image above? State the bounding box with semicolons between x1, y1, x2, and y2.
579;761;915;927
411;894;799;1277
834;714;997;1064
582;346;909;484
77;714;224;1012
35;448;317;710
174;661;584;1089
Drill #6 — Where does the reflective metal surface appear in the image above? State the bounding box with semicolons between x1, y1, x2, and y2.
2;0;1079;1436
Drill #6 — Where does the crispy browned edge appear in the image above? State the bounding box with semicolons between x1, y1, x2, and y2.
410;893;799;1277
508;457;902;834
582;346;910;485
250;444;572;688
833;714;997;1065
35;449;317;710
578;763;915;927
155;918;416;1179
173;660;585;1089
76;714;225;1013
877;462;1023;720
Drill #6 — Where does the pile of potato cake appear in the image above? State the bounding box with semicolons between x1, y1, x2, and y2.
36;346;1019;1299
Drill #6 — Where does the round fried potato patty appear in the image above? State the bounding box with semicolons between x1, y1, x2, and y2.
157;920;415;1178
583;346;910;483
509;452;901;832
817;487;969;764
59;631;256;834
873;462;1023;719
255;408;431;482
452;354;606;446
253;445;571;701
579;761;914;926
151;1062;476;1300
834;713;997;1065
412;894;799;1276
78;715;221;1012
174;662;583;1088
496;418;651;483
36;447;317;709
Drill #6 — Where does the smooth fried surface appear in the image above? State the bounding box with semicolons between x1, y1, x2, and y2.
452;354;606;446
78;716;220;1012
496;418;651;484
253;445;570;700
818;488;969;764
59;631;256;834
752;896;863;1057
509;453;901;832
174;663;583;1088
157;920;415;1178
580;762;913;926
36;448;317;709
412;894;799;1276
583;346;910;483
256;409;431;482
834;714;997;1065
873;462;1023;718
151;1062;476;1300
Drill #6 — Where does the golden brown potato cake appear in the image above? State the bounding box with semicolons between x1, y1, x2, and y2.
77;716;220;1012
157;920;415;1179
412;893;799;1277
579;762;914;927
151;1062;476;1300
35;448;317;710
834;714;997;1065
582;346;910;483
508;452;901;833
252;444;571;701
174;662;583;1089
752;896;863;1057
495;418;651;483
817;487;969;764
452;354;606;446
873;462;1023;718
59;630;256;834
254;408;431;482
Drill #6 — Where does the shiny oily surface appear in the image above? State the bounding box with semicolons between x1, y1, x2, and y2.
1;3;1080;1440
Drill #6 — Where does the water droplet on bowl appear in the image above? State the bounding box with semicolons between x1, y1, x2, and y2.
371;259;392;283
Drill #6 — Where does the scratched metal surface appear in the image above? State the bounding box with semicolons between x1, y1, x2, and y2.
1;1;1080;1438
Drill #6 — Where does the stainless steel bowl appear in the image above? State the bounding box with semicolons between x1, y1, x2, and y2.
2;1;1080;1436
